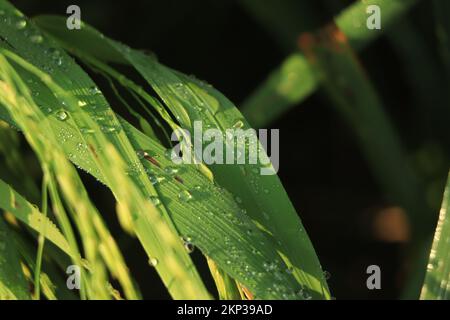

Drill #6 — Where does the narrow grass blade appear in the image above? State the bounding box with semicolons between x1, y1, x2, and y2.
206;258;242;300
421;171;450;299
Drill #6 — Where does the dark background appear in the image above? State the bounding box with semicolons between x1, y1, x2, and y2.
10;0;449;299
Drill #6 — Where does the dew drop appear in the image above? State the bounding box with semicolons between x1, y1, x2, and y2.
232;120;244;129
30;34;43;44
101;125;120;133
80;127;95;134
164;166;179;175
164;148;174;159
149;175;165;185
148;257;159;267
55;110;68;121
323;270;331;280
182;238;195;253
15;19;27;29
178;190;193;202
263;261;278;272
89;86;102;95
149;196;161;206
137;150;148;159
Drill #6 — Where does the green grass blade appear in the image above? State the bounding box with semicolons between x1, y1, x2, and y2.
33;174;49;299
0;217;30;299
11;229;77;300
206;258;242;300
421;171;450;299
242;0;418;127
34;16;331;299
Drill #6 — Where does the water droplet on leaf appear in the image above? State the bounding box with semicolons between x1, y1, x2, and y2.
15;19;26;29
178;190;193;202
149;196;161;206
30;34;43;44
55;110;68;121
148;257;159;267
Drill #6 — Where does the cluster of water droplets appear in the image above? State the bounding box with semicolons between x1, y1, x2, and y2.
132;143;305;299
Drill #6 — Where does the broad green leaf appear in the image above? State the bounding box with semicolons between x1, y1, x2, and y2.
35;15;330;299
421;172;450;299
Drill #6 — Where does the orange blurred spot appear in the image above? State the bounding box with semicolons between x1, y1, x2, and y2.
373;206;410;243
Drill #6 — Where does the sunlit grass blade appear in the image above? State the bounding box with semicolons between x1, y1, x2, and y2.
241;0;418;127
421;171;450;299
206;258;242;300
